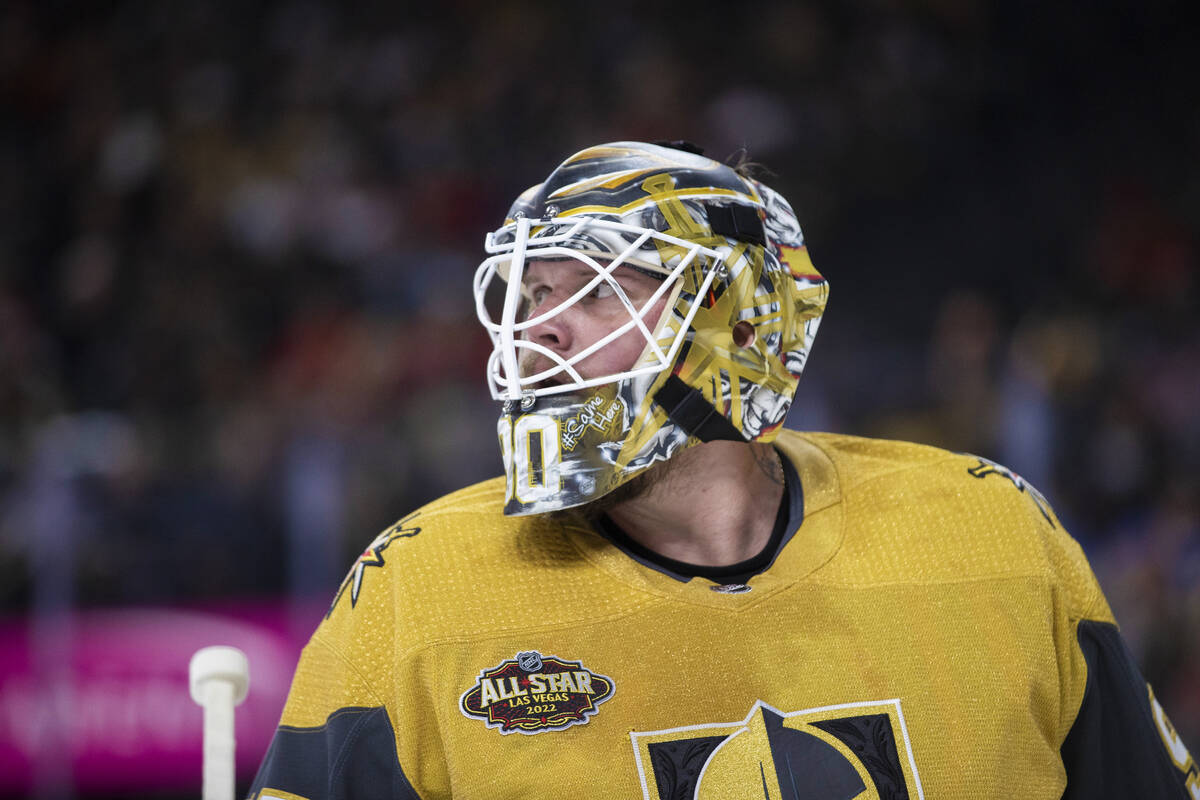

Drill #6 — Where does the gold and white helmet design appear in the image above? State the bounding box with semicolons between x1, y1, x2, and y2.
473;141;828;515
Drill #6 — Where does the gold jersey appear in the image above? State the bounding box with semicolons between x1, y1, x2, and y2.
250;432;1197;799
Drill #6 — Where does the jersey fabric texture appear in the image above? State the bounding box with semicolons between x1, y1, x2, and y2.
249;432;1197;799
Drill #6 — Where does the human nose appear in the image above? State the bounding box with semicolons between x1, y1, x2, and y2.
523;292;574;354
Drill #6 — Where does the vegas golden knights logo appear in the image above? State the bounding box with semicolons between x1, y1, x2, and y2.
966;456;1054;527
631;700;924;800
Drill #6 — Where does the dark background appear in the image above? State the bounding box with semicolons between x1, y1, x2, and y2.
0;0;1196;795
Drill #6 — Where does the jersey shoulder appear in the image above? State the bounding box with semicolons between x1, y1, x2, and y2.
781;431;1109;621
314;476;654;662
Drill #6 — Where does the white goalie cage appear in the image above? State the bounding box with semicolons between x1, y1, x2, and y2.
473;214;727;407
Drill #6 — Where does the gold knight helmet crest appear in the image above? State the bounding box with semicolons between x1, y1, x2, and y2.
631;700;924;799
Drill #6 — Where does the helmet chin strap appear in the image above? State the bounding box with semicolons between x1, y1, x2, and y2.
653;374;748;443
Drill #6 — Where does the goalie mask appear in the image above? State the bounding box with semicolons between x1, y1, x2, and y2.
473;141;828;516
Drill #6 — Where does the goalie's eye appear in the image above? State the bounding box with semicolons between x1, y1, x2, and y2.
587;281;616;301
525;274;617;313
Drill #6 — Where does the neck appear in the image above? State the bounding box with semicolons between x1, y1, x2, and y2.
604;441;785;567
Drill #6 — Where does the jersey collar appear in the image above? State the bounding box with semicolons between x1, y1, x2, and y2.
560;432;844;610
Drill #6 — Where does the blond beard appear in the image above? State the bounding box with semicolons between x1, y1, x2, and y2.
546;440;780;525
547;459;666;524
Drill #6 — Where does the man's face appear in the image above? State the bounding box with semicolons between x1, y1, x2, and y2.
518;258;669;387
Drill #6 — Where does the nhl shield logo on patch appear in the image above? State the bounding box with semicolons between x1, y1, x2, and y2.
460;651;614;734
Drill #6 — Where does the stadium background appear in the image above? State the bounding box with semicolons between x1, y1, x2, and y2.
0;0;1196;797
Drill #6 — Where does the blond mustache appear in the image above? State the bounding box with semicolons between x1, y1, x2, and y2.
518;352;564;383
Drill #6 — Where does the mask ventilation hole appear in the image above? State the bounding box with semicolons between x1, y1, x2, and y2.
732;321;756;348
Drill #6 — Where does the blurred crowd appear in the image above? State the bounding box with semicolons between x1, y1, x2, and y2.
0;0;1196;752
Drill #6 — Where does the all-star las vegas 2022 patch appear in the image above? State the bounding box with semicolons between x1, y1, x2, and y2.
460;651;614;734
